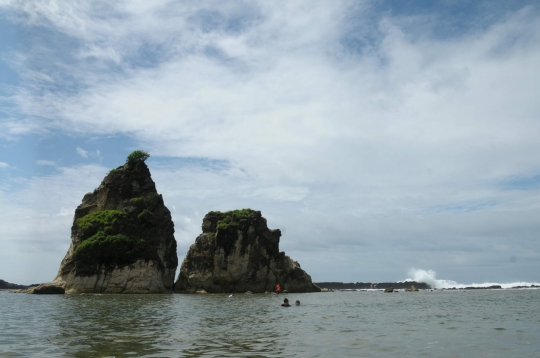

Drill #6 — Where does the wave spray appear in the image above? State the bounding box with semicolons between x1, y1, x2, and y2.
405;268;539;289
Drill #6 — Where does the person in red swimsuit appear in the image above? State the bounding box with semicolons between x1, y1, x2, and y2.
275;283;281;294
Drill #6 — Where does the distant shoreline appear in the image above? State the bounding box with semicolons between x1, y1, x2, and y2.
315;281;540;290
0;279;40;290
315;281;430;290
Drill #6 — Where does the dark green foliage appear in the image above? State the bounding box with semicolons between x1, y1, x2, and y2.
108;168;118;176
213;209;254;256
77;210;126;232
138;209;155;224
214;209;253;231
126;150;150;163
216;220;238;231
74;210;145;266
130;197;146;205
74;233;145;264
130;195;159;209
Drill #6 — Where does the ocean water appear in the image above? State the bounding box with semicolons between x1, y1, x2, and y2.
1;289;539;357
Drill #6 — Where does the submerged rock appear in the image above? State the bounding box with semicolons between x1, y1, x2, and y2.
175;209;320;293
53;154;177;293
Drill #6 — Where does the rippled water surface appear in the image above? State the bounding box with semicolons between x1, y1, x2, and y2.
1;289;539;357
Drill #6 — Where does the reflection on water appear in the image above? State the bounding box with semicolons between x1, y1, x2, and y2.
56;294;177;357
1;290;540;357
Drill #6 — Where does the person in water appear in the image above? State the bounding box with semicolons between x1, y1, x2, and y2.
295;300;300;306
281;298;291;307
275;283;281;294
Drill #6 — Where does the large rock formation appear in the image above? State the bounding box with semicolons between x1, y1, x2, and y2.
52;156;177;293
175;209;320;293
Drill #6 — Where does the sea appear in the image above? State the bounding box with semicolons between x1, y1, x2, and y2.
1;287;539;357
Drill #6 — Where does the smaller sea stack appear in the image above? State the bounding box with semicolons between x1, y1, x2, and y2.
175;209;320;293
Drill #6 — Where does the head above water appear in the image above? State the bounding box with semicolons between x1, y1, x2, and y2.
283;298;289;303
295;300;300;306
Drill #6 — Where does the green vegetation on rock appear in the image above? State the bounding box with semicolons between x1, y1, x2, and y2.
130;197;146;206
77;210;126;232
138;209;155;223
74;233;145;263
211;209;255;256
74;210;146;265
214;209;253;232
126;150;150;163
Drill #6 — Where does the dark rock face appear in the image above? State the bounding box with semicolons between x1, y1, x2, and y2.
29;283;65;294
175;209;320;293
53;160;177;293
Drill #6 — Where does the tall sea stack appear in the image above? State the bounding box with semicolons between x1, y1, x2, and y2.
175;209;320;293
52;153;177;293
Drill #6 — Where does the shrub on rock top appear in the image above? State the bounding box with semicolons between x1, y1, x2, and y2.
126;150;150;164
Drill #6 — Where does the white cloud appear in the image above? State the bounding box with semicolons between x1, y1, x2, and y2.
1;1;540;284
56;207;70;216
36;160;56;166
0;162;9;168
78;44;121;64
76;147;88;158
0;164;108;284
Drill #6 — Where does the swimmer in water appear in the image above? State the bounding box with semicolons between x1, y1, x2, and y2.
228;294;234;298
295;300;300;306
281;298;291;307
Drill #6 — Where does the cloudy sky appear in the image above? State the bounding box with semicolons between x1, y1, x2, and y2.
1;0;539;286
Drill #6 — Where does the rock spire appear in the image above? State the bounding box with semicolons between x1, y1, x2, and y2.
52;155;177;293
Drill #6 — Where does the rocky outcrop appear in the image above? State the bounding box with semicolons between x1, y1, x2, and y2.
52;157;177;293
28;283;65;294
175;209;320;293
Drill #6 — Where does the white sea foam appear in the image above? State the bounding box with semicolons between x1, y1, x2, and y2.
404;268;540;289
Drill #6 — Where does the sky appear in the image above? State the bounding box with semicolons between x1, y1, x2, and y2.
1;0;540;286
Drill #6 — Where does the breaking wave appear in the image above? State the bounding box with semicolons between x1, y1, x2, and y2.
405;269;540;289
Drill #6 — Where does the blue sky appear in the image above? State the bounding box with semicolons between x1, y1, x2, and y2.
1;0;540;286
